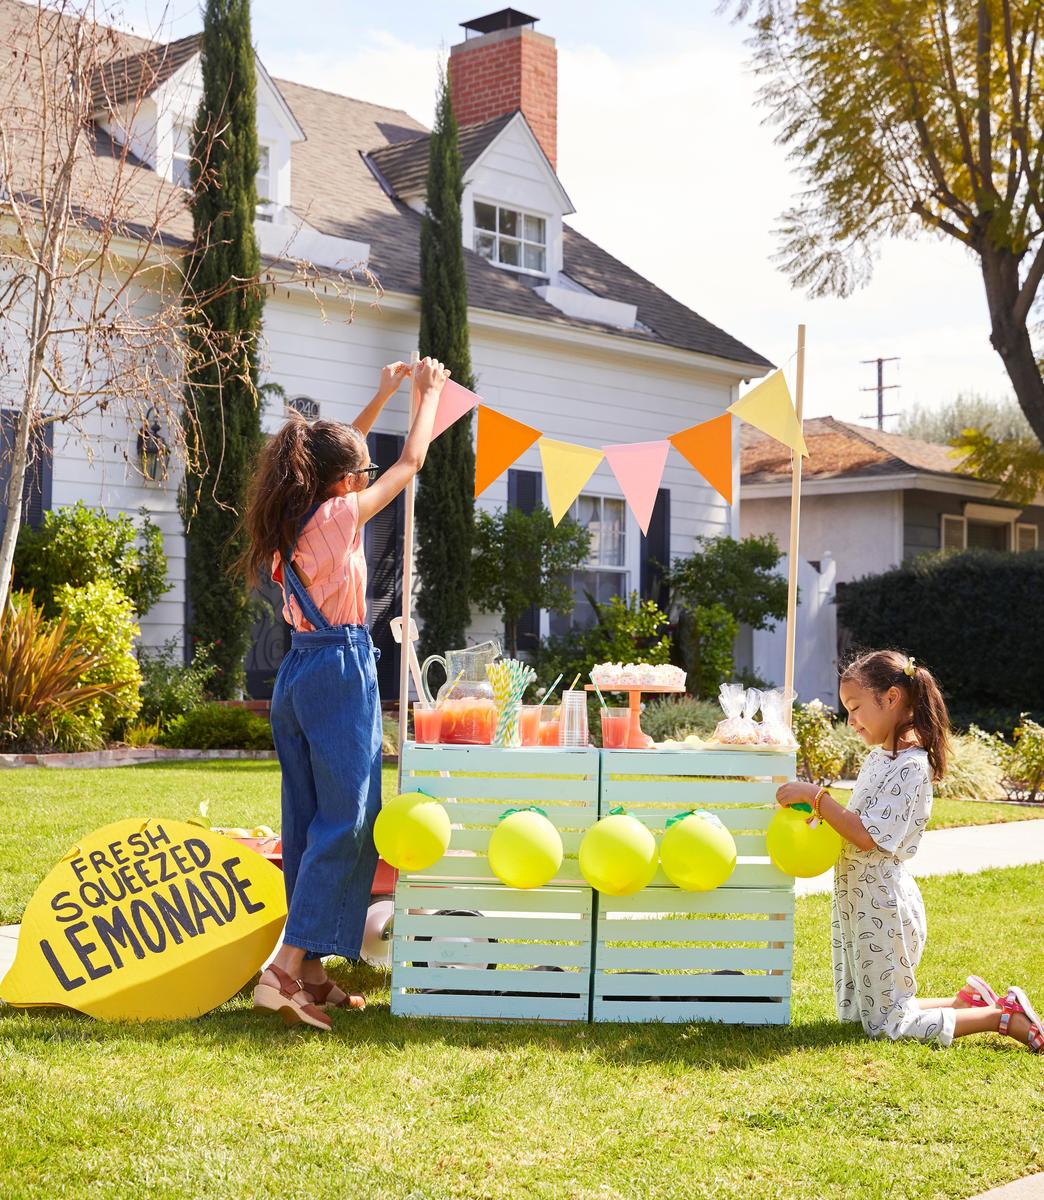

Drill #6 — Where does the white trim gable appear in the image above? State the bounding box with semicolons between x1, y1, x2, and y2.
466;111;574;215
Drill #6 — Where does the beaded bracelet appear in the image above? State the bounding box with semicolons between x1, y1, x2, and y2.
812;787;829;819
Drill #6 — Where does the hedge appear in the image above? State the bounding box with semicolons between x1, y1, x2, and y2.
836;548;1044;731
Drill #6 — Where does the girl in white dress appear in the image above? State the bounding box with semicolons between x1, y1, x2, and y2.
776;649;1042;1053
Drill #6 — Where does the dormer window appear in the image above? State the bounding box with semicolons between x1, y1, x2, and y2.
256;144;273;220
474;201;547;275
172;123;193;189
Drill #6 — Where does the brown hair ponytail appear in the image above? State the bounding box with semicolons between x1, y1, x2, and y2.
238;414;367;585
841;649;950;780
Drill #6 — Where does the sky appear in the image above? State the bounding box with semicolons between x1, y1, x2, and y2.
104;0;1016;427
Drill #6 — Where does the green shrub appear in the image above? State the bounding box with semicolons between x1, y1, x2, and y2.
123;719;163;747
837;549;1044;732
54;580;141;740
641;696;721;743
677;603;738;698
138;640;215;728
0;595;115;752
1004;716;1044;801
159;704;273;751
826;720;868;780
793;700;845;784
935;729;1006;802
535;592;672;692
14;501;169;617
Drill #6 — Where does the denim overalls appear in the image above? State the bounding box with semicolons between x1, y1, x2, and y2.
270;505;383;961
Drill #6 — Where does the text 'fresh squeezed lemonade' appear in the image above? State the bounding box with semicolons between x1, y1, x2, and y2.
439;697;497;745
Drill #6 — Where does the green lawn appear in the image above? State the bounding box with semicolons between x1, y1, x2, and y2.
828;786;1039;830
0;763;1042;1198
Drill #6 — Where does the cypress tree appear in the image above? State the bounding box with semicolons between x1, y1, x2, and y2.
181;0;263;697
415;66;476;662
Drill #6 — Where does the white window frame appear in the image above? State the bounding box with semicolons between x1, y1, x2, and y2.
256;143;274;220
473;199;548;276
940;513;967;551
550;492;629;633
1015;522;1039;552
171;123;193;190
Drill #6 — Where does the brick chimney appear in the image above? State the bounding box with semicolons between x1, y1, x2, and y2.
449;9;558;170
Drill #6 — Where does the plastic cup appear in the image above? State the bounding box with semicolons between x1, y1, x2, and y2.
600;706;631;749
519;704;542;747
413;702;442;745
559;690;590;748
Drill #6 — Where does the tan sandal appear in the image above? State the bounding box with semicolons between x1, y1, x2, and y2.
304;978;366;1011
253;965;332;1031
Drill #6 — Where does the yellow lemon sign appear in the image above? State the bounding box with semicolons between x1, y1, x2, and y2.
1;818;287;1021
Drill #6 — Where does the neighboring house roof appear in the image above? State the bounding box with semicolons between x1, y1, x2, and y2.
741;416;970;485
366;111;517;198
88;32;201;112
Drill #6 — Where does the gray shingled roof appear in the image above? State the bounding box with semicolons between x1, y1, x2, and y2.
367;111;516;199
89;32;201;113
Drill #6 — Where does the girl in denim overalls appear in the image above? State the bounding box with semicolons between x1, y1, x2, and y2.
240;357;449;1031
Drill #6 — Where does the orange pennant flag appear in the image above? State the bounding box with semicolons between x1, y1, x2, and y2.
474;405;542;498
669;413;734;506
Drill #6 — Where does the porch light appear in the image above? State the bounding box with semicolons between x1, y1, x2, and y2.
137;407;168;481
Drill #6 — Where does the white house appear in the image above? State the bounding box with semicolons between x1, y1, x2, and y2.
1;3;774;699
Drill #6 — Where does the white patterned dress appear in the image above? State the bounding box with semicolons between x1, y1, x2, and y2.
832;746;956;1046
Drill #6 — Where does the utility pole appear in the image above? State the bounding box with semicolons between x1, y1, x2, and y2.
860;356;900;429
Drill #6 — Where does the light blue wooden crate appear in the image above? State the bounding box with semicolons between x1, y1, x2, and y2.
399;743;600;885
592;887;794;1024
391;879;593;1022
593;748;796;1024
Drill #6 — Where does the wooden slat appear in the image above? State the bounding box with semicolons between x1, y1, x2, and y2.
602;748;796;778
597;945;791;971
395;966;586;994
601;780;777;807
396;939;589;969
403;744;600;778
392;991;585;1022
404;857;587;885
402;776;597;804
591;999;789;1025
397;883;592;914
597;889;793;916
597;915;794;942
593;972;790;998
396;913;590;941
436;828;588;853
392;800;597;825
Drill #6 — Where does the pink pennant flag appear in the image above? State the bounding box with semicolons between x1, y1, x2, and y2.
430;379;480;440
602;440;671;535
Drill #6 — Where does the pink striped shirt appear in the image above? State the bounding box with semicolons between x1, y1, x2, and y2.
273;494;367;631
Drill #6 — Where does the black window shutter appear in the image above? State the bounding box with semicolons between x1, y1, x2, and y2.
365;432;405;696
507;467;541;652
640;487;670;611
0;409;52;531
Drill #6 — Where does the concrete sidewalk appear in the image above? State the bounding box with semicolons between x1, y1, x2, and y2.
795;818;1044;897
971;1176;1044;1200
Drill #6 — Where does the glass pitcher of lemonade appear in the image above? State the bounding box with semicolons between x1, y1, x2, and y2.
419;640;501;744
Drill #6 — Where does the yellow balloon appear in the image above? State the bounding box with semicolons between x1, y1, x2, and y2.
660;812;736;891
579;813;657;896
487;810;563;890
374;792;451;871
766;805;843;878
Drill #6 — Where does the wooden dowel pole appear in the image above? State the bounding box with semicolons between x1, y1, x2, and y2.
784;325;806;727
397;351;420;788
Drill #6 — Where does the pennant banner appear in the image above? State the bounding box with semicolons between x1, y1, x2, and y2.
727;370;808;458
602;440;670;535
431;379;480;441
474;405;542;497
538;438;605;524
669;413;734;506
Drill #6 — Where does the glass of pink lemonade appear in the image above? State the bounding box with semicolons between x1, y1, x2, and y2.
519;704;542;746
600;706;632;749
538;706;561;746
413;702;442;745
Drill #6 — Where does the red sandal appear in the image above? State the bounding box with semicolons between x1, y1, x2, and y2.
999;986;1044;1053
956;975;1000;1007
305;979;366;1011
253;965;332;1031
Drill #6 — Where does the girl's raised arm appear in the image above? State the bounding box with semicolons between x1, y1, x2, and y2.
353;361;412;437
356;357;449;525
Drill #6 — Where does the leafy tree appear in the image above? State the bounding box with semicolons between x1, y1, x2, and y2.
181;0;264;697
732;0;1044;444
471;506;591;657
898;394;1034;443
13;502;168;617
668;534;787;695
415;65;475;661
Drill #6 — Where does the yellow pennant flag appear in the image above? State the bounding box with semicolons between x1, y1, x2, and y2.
538;438;605;524
728;370;808;458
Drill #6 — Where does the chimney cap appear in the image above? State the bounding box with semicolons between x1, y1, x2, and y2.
460;8;538;37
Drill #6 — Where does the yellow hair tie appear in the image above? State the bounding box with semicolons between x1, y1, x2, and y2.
903;657;916;677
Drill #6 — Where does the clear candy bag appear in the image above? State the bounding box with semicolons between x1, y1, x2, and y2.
711;683;762;745
758;688;797;748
